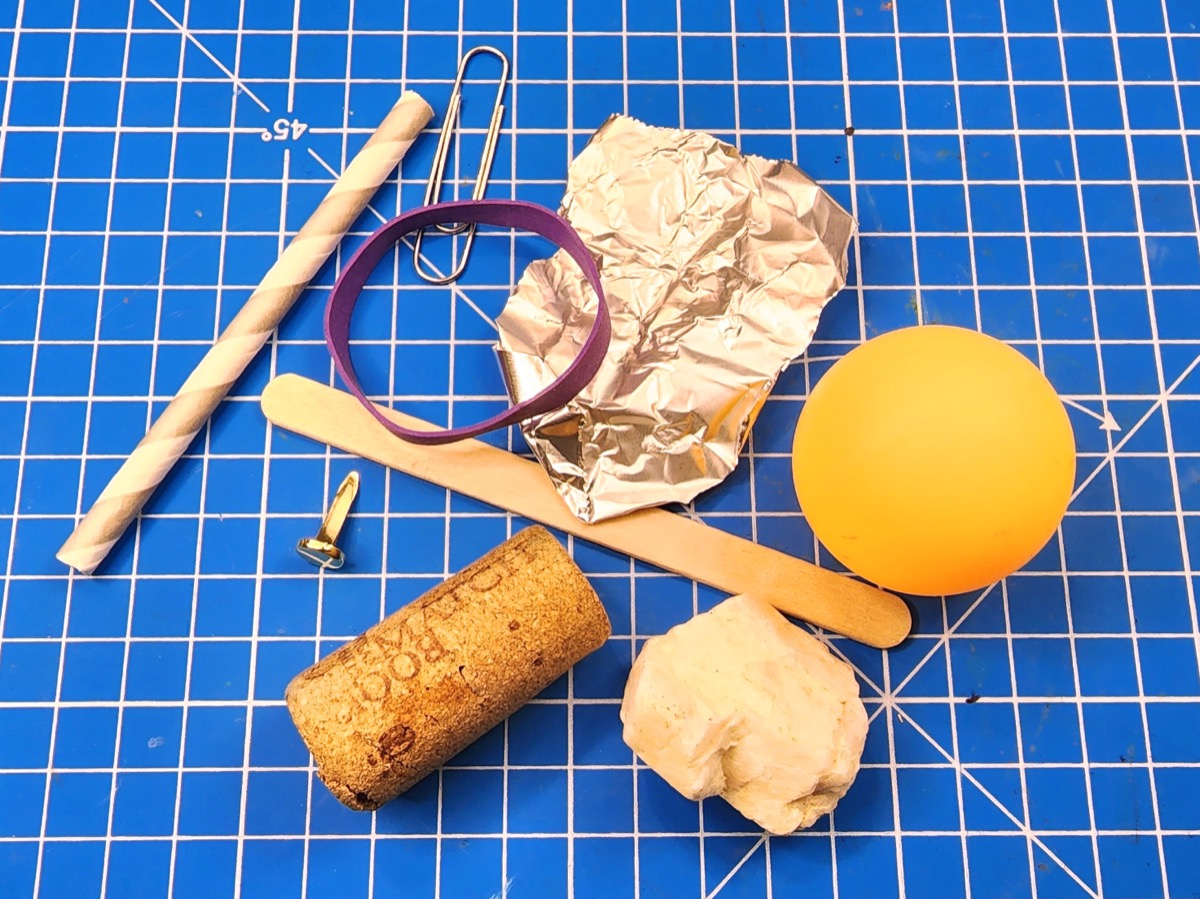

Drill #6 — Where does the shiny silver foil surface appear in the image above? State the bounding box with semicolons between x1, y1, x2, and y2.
496;115;855;523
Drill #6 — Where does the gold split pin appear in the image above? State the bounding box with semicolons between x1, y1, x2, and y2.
297;471;360;570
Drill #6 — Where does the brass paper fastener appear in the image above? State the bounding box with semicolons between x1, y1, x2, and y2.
297;471;360;570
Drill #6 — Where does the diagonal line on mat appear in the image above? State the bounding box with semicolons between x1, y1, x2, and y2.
823;639;887;700
116;14;482;333
867;701;888;727
1069;351;1200;505
145;0;271;113
891;582;999;700
306;148;499;331
900;709;1100;899
705;835;767;899
894;351;1200;703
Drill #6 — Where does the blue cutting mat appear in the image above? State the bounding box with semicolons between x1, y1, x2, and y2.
2;0;1200;897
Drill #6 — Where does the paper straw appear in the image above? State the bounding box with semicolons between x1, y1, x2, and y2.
57;91;434;575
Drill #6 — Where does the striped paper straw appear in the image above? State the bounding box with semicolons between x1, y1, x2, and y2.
57;91;434;575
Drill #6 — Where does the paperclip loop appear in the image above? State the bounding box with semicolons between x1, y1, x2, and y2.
412;46;510;285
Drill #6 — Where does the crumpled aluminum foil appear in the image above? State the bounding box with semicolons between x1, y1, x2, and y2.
496;114;855;523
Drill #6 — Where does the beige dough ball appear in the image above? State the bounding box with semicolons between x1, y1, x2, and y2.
620;594;868;834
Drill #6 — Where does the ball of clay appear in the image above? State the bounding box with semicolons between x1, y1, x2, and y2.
620;594;868;834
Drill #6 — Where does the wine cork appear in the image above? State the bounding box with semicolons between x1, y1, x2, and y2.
286;526;611;810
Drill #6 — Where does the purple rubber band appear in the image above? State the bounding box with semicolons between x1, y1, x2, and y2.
324;199;611;446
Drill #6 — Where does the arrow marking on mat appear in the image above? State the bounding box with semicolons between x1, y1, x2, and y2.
1063;397;1121;431
894;356;1200;706
1071;352;1200;504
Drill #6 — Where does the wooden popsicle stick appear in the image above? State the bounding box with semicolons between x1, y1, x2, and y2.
261;374;912;649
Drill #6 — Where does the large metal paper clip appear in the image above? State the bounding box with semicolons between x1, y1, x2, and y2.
412;46;510;285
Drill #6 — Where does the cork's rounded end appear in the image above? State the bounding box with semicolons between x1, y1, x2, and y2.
322;776;382;812
287;677;362;811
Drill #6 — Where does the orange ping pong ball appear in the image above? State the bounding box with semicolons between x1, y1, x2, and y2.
791;325;1076;596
